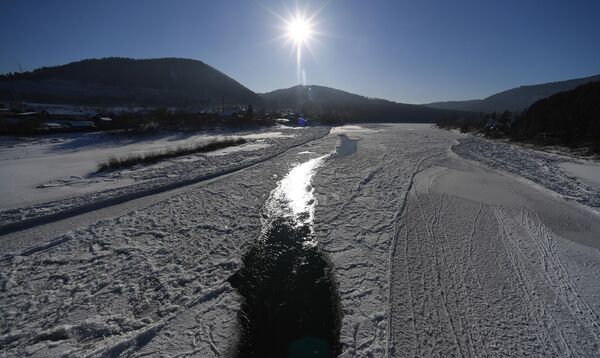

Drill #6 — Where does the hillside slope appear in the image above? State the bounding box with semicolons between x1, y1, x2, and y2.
425;74;600;112
0;57;263;106
262;85;462;123
511;80;600;150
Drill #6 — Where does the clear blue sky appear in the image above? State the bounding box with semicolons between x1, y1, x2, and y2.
1;0;599;103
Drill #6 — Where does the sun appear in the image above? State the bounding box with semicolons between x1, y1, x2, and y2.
267;4;324;85
287;16;313;45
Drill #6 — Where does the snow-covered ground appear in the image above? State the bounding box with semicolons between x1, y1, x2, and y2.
314;126;600;356
390;156;600;356
0;128;297;209
0;126;328;230
453;137;600;211
0;128;335;356
559;161;600;191
1;124;600;357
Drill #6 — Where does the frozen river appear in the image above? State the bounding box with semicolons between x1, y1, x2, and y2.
1;124;600;357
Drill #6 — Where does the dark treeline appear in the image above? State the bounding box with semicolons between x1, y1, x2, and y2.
512;81;600;151
437;81;600;153
0;106;269;136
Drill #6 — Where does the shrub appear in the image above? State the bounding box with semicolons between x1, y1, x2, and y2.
97;137;246;172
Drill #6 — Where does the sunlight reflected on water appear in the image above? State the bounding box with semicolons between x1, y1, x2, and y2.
264;154;329;227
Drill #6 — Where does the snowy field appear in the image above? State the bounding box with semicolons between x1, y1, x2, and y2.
0;126;328;230
1;124;600;356
453;137;600;211
559;161;600;191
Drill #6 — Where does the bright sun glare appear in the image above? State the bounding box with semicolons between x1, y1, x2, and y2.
287;16;313;45
275;7;322;85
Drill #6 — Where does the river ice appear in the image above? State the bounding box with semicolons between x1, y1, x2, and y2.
1;124;600;357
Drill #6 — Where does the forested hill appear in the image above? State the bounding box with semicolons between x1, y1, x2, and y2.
0;57;263;105
425;74;600;113
512;80;600;151
261;85;465;123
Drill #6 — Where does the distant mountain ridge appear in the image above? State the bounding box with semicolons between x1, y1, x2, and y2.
0;57;263;106
0;57;461;123
424;74;600;113
261;85;462;123
3;56;594;123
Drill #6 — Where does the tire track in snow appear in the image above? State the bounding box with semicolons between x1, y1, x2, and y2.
462;203;492;357
428;194;478;357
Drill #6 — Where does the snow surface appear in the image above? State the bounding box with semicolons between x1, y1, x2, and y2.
2;124;600;357
314;125;600;356
314;124;463;355
389;155;600;356
453;137;600;211
0;127;327;230
0;130;334;356
0;129;296;209
559;161;600;191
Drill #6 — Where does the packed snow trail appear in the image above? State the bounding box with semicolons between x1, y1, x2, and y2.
389;189;600;356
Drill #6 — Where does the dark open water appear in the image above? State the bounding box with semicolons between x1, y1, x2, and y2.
229;154;342;357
